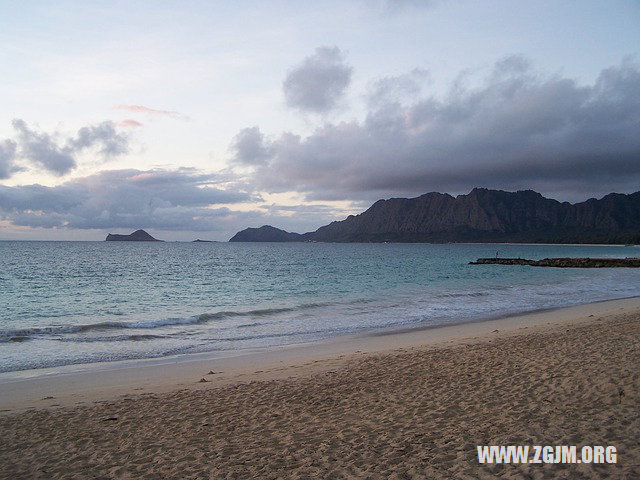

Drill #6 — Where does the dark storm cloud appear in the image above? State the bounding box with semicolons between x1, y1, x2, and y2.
283;46;353;113
6;119;130;177
238;57;640;202
0;168;258;231
0;140;20;179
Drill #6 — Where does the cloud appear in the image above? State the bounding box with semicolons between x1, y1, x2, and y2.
115;104;182;118
371;0;439;14
283;46;353;113
12;119;77;176
367;68;430;108
118;119;144;128
229;126;271;166
0;140;20;180
0;166;349;238
235;56;640;202
5;120;131;177
0;168;258;232
69;121;130;157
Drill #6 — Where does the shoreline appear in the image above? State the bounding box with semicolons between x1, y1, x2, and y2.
3;295;638;378
2;296;639;414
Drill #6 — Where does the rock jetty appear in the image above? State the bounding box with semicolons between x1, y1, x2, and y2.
469;257;640;268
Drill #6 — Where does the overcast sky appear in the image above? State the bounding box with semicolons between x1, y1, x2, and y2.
1;0;639;240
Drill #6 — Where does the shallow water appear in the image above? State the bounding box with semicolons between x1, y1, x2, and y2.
1;241;639;372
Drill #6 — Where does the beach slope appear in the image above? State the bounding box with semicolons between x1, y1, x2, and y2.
1;300;638;479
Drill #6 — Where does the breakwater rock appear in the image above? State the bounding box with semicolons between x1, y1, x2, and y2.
469;257;640;268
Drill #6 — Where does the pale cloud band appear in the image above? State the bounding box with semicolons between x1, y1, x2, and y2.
115;104;184;119
0;167;347;239
0;168;256;231
118;119;144;128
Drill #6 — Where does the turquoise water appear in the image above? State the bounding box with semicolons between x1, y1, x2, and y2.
0;241;639;372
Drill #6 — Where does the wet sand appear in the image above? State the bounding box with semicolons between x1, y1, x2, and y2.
1;298;639;479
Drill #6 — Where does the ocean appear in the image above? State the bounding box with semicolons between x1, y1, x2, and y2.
1;241;639;373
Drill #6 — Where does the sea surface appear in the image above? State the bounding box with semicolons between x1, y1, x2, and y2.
1;241;639;373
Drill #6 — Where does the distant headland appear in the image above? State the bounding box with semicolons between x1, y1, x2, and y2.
105;230;163;242
230;188;640;244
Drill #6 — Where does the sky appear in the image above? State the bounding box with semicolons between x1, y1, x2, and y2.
0;0;639;241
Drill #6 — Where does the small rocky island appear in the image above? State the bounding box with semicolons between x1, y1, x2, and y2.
470;257;640;268
105;229;163;242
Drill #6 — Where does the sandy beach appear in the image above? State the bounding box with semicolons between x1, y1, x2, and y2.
1;298;639;479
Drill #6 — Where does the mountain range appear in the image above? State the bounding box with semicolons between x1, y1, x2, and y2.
229;188;640;244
